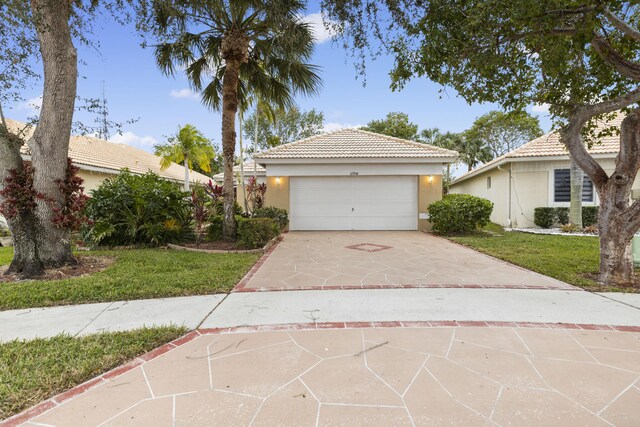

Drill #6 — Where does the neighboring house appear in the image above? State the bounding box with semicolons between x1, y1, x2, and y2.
449;114;639;228
213;162;267;208
254;128;458;231
5;119;211;192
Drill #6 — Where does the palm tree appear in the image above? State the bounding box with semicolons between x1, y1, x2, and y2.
151;0;321;240
155;124;215;191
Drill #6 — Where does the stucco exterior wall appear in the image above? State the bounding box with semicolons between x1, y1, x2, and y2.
450;157;640;228
236;176;267;209
77;170;114;193
264;176;290;211
418;175;443;231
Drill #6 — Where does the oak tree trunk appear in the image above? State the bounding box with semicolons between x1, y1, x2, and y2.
0;128;43;276
598;191;634;284
29;0;77;268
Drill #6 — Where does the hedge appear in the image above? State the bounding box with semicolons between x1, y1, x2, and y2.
534;206;599;228
427;194;493;234
253;207;289;230
237;217;280;249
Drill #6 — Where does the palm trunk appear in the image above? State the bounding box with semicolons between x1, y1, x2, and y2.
221;58;242;240
569;158;583;227
253;105;259;181
29;0;77;268
183;157;190;192
238;111;248;214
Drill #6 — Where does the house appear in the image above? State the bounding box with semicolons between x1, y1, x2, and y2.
449;114;640;228
254;128;458;231
5;119;211;192
213;161;266;208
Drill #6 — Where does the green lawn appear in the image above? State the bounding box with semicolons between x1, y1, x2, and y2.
447;224;638;293
0;247;259;310
0;327;186;420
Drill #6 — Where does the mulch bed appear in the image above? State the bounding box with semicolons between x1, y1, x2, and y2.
0;256;114;283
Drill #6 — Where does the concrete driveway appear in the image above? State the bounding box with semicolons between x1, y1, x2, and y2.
237;231;575;291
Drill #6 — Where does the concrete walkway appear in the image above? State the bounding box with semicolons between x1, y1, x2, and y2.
2;290;640;342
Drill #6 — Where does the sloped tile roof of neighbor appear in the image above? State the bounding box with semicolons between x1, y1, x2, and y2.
5;119;212;184
213;161;266;181
451;113;623;185
254;128;459;159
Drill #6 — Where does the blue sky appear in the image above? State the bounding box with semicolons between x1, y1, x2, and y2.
7;5;552;165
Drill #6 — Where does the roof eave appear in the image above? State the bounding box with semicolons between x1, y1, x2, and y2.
256;156;457;165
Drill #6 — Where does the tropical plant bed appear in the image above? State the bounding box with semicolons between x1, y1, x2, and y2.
0;256;114;283
0;327;186;420
167;234;280;254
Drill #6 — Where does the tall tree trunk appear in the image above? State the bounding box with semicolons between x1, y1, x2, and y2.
29;0;77;268
569;157;583;227
238;111;248;214
564;109;640;286
0;126;43;276
253;105;259;181
221;57;242;240
183;156;190;191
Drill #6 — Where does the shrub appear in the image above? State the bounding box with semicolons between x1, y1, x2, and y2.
534;207;556;228
427;194;493;234
583;225;598;234
84;171;193;246
206;216;224;241
560;223;579;233
236;217;279;249
555;207;569;225
253;207;289;230
582;206;599;226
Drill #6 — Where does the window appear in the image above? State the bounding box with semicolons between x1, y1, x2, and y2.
554;169;593;202
487;176;492;189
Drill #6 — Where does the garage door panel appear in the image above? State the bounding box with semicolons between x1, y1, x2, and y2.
290;176;417;231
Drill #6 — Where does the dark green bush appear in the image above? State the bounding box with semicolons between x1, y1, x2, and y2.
236;217;280;249
253;207;289;230
555;207;569;225
534;207;556;228
84;171;193;246
427;194;493;234
210;200;243;216
206;216;224;241
582;206;599;226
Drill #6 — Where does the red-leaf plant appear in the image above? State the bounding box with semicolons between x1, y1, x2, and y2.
191;186;208;247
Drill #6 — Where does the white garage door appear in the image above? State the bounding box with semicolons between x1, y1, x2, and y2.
290;176;418;230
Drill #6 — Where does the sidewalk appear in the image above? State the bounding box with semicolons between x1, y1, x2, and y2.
2;289;640;342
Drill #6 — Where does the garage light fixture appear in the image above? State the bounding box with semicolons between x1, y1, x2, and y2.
275;177;281;185
428;175;433;183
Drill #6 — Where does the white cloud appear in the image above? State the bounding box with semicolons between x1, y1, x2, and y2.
169;88;199;99
110;131;158;151
301;13;338;44
322;122;363;132
16;96;43;112
531;103;550;114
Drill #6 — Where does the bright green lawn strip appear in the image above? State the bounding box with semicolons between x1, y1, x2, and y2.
0;247;12;266
0;326;186;420
0;247;259;310
447;225;638;293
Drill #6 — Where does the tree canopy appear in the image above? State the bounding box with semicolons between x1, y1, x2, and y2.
243;105;324;150
361;112;420;140
465;111;543;158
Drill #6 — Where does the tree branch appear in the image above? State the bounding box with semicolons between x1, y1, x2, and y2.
613;108;640;179
603;8;640;43
591;34;640;81
560;116;609;187
575;86;640;118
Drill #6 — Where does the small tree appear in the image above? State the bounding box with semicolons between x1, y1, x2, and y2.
155;124;215;191
191;184;208;247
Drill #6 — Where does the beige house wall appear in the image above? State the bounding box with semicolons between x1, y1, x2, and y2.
418;175;443;231
77;170;114;193
450;157;640;228
264;176;290;211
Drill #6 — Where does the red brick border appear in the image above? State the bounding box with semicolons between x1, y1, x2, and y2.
233;283;579;292
4;322;639;426
233;237;282;291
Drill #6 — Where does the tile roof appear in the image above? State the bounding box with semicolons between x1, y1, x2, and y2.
254;128;458;160
5;119;211;184
451;114;623;185
213;161;266;181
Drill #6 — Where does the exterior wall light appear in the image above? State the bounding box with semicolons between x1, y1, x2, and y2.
428;175;433;183
275;177;281;185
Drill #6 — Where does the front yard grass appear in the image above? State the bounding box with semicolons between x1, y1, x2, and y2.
0;326;186;420
0;247;260;310
446;224;639;293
